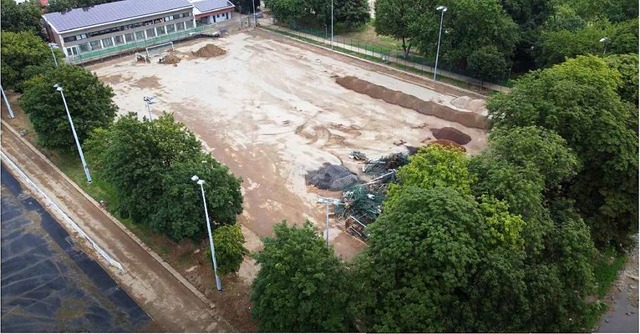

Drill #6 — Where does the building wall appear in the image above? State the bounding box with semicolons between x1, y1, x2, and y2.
54;8;196;57
196;8;233;25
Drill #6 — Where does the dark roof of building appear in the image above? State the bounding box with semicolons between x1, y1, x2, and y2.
191;0;234;13
43;0;193;33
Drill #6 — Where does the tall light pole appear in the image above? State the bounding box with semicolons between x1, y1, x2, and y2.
1;85;15;119
48;43;59;67
143;96;155;120
434;5;447;81
330;0;334;49
252;0;257;27
192;175;222;291
317;196;341;247
54;84;92;183
599;37;609;56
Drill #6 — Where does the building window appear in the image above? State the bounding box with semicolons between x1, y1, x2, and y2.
63;36;77;43
185;20;194;29
156;26;166;35
173;14;181;20
90;40;102;50
182;12;191;17
176;22;185;31
125;33;135;42
166;24;175;34
146;28;156;38
102;37;114;48
114;35;125;45
135;31;145;40
78;43;90;53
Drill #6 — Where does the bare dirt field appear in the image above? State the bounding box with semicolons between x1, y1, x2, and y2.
87;29;488;264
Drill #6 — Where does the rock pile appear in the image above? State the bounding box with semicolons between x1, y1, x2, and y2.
306;164;359;191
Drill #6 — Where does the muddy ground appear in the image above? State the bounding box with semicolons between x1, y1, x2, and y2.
88;30;488;267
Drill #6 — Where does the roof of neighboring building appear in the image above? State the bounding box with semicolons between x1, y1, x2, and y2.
43;0;193;33
191;0;234;14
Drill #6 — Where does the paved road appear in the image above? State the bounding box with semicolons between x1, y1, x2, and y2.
1;121;233;332
1;164;151;332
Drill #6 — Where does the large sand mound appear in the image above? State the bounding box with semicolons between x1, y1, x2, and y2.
192;44;226;58
335;76;487;129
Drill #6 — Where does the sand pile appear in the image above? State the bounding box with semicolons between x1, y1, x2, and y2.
192;44;226;58
431;127;472;145
306;164;359;191
160;52;181;65
335;76;487;129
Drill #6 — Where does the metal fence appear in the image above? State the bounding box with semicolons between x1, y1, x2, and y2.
267;24;510;89
67;24;217;64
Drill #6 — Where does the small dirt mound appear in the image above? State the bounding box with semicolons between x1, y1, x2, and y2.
428;139;467;152
306;164;359;191
431;127;472;145
192;44;226;58
160;52;181;65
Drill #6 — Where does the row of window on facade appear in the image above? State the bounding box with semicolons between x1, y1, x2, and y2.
62;12;192;43
65;20;195;56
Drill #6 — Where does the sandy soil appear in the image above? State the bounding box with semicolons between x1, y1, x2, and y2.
87;30;487;263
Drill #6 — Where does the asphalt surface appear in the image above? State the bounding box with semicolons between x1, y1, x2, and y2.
1;163;150;332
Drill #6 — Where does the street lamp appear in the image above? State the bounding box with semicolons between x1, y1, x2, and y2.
54;84;92;183
48;43;59;68
599;37;609;56
192;175;222;291
331;0;334;49
434;5;447;81
1;85;15;119
143;96;155;120
252;0;257;28
317;196;342;247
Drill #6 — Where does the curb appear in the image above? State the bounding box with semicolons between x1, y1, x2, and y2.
1;120;223;316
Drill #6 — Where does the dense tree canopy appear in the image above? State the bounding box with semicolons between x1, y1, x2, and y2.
207;225;246;275
1;0;45;39
264;0;369;28
374;0;416;58
251;221;351;332
85;114;243;241
19;65;117;150
1;31;62;92
487;55;638;248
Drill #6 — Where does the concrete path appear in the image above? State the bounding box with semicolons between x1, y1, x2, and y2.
1;121;234;332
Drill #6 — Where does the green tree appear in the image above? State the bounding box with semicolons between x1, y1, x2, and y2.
1;31;61;92
467;45;510;82
392;144;474;196
85;114;243;240
604;53;639;106
86;114;242;236
374;0;416;58
151;154;243;240
410;0;519;73
335;0;370;29
1;0;45;38
19;65;116;150
353;186;532;332
487;55;638;248
205;225;246;275
251;221;351;332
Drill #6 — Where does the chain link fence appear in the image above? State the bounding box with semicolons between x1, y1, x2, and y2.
265;23;510;89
